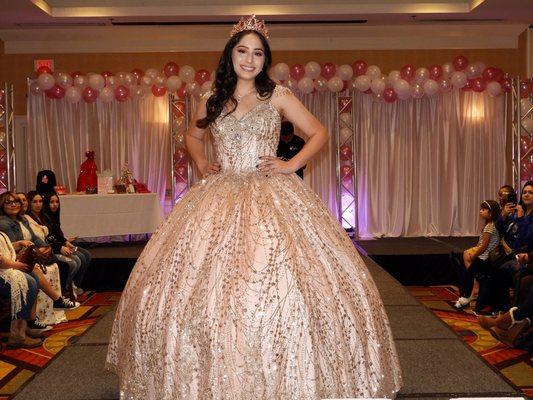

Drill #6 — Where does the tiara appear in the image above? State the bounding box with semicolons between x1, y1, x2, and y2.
230;14;269;39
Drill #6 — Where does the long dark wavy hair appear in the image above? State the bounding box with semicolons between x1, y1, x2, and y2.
196;30;276;128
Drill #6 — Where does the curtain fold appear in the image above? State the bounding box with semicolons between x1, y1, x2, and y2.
27;95;169;206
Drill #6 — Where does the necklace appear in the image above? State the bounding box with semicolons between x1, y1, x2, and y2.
234;87;256;103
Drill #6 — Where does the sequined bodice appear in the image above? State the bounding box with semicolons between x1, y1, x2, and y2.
211;100;281;173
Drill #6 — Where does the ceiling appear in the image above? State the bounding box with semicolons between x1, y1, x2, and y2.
0;0;530;53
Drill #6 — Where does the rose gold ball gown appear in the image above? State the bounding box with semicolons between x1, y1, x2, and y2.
106;86;402;399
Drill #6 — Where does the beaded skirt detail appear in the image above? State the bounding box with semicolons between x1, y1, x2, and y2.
106;86;402;399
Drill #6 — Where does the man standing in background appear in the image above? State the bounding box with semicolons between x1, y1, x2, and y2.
277;121;306;179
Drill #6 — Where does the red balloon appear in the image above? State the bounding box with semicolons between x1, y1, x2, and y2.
520;79;531;98
428;64;443;80
164;62;179;77
321;62;336;79
176;83;187;99
482;67;498;81
462;79;474;91
46;84;65;99
453;55;469;71
352;60;367;77
36;65;52;76
340;145;352;161
290;64;305;81
400;65;415;81
341;165;352;178
71;71;84;79
472;77;486;92
195;69;210;85
176;165;188;178
82;87;98;103
101;71;114;78
130;68;143;84
114;85;130;102
151;85;167;97
500;77;512;93
174;148;187;163
383;87;398;103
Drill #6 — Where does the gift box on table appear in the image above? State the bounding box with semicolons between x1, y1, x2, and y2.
97;170;114;194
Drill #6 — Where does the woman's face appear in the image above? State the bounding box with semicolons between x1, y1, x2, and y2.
31;194;43;214
49;196;60;213
3;195;21;218
232;32;265;81
522;185;533;208
17;194;28;213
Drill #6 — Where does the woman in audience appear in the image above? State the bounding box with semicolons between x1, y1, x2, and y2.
0;231;44;348
0;192;78;317
16;192;28;215
43;193;91;299
454;200;501;309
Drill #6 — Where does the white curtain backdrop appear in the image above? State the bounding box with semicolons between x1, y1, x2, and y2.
26;89;505;237
27;94;169;206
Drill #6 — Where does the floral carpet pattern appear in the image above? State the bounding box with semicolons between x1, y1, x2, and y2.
0;291;120;399
409;285;533;398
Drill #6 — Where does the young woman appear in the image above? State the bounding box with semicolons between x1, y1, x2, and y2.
107;15;402;399
42;193;91;299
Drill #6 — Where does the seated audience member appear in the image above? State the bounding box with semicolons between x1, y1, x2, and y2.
16;192;28;215
276;121;306;179
36;170;57;197
0;231;44;348
43;193;91;300
453;200;500;309
0;192;78;317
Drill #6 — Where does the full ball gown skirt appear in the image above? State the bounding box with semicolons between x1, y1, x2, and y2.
106;86;402;399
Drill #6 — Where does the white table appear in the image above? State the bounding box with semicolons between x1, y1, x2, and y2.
60;193;163;238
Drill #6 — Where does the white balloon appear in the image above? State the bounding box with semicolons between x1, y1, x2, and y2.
442;62;454;79
298;77;314;94
486;81;502;97
141;75;153;87
65;86;81;103
154;75;166;87
166;76;182;92
410;84;425;99
99;86;114;102
179;65;196;84
145;68;159;79
73;75;86;88
123;73;135;86
336;64;353;81
305;61;321;79
273;63;290;81
327;77;344;92
451;71;468;88
105;75;117;88
201;81;213;94
285;77;298;92
423;79;439;96
88;73;105;90
393;79;410;96
185;81;200;96
370;78;386;95
414;67;430;84
56;73;73;88
37;73;55;90
354;75;371;92
366;65;381;80
388;70;401;84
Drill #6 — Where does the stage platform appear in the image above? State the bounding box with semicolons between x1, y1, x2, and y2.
13;237;521;400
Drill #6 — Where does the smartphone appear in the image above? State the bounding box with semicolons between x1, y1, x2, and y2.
506;192;518;204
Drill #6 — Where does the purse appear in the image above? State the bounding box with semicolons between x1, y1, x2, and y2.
16;244;47;274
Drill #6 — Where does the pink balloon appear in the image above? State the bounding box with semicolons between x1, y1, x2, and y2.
429;64;443;80
383;87;397;103
340;145;352;161
194;69;210;85
114;85;130;102
400;65;415;82
321;63;336;80
472;77;486;93
352;60;367;77
164;62;179;77
82;87;98;103
151;85;167;97
290;64;305;81
453;55;469;71
438;78;452;93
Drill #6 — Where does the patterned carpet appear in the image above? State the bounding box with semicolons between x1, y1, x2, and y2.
0;292;120;400
409;285;533;398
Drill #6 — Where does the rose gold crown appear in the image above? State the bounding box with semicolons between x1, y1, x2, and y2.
230;14;269;39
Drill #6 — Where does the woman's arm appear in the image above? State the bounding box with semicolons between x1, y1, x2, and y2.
259;87;329;174
184;95;220;177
